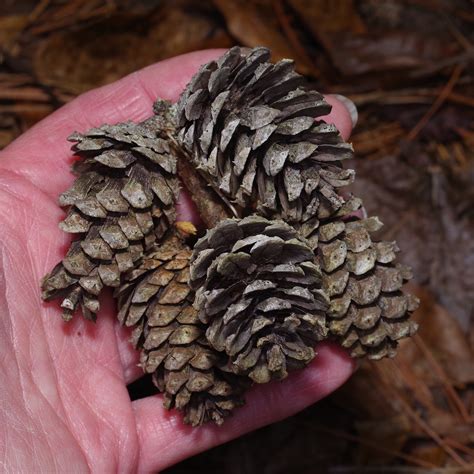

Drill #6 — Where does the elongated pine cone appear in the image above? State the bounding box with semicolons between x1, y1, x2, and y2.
190;215;328;384
41;106;179;321
115;234;248;425
175;46;354;227
316;216;419;359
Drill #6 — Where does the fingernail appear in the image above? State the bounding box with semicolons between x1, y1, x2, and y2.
332;94;358;128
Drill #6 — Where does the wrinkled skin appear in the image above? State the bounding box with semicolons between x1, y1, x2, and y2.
0;50;355;473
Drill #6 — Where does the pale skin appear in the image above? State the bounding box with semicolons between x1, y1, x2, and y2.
0;50;355;473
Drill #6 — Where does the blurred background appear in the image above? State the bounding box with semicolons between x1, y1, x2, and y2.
1;0;473;472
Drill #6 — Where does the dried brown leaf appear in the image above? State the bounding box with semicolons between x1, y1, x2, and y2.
213;0;311;75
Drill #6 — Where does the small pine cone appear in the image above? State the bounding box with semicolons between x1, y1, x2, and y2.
175;46;354;226
189;215;328;384
316;216;419;359
41;105;179;321
115;235;248;426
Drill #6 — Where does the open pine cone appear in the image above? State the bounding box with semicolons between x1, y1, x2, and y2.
316;216;419;359
41;46;419;426
175;46;354;230
190;215;328;383
41;107;178;321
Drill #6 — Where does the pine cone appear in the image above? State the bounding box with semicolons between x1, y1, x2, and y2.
41;104;179;321
115;235;248;426
190;215;328;384
316;216;419;359
175;46;354;228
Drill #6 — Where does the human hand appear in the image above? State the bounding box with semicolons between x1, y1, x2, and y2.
0;50;356;473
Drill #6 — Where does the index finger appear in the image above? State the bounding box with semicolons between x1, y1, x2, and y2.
0;49;225;197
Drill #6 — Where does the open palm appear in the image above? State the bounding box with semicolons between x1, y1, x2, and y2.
0;50;355;473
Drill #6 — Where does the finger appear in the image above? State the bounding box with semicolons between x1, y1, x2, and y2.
321;94;357;141
0;49;227;198
114;318;142;384
0;53;356;201
175;187;203;226
132;342;355;472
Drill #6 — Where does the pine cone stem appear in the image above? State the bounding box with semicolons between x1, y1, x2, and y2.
175;150;235;227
